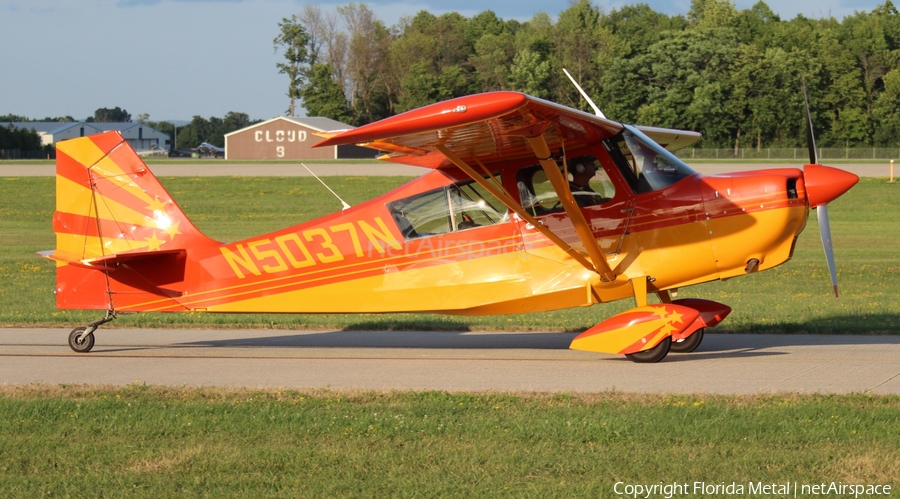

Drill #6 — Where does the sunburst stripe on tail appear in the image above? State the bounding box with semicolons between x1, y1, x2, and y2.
40;131;219;311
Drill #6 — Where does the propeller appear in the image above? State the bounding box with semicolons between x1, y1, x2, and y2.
801;81;858;298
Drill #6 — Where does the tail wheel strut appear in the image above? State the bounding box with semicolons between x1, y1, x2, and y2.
68;311;116;353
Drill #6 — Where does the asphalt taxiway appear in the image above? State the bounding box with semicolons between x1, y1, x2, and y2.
2;328;898;394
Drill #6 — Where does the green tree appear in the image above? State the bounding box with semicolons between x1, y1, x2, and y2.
223;112;251;132
730;46;816;150
552;0;616;110
470;31;516;92
302;63;352;122
189;115;214;145
688;0;739;28
508;49;551;98
810;21;870;146
91;107;131;122
514;12;554;59
175;125;198;150
602;27;741;146
464;10;508;49
388;16;440;112
339;3;392;124
397;62;440;112
39;116;75;122
0;114;31;122
0;124;41;150
830;5;900;145
274;15;312;117
602;4;687;59
148;120;176;150
390;11;477;111
873;69;900;144
733;1;781;45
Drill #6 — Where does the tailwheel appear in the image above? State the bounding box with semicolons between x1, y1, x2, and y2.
670;328;704;353
625;336;671;363
68;327;95;353
67;311;116;353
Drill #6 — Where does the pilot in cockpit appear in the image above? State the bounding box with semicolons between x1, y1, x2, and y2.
567;156;606;207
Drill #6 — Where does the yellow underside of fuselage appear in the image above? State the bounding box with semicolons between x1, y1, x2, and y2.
196;206;807;316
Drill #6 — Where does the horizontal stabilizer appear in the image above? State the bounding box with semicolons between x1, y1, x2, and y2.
38;249;187;272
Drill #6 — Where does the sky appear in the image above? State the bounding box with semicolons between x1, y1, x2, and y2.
0;0;888;123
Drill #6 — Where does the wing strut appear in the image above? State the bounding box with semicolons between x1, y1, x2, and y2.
434;145;601;274
519;128;617;282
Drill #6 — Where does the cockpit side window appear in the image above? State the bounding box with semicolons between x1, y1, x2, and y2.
603;127;697;194
515;155;615;215
388;176;509;240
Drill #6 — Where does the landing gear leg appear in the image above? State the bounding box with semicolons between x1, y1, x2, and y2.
68;311;116;353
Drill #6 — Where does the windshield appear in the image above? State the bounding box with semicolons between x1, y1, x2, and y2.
608;125;697;193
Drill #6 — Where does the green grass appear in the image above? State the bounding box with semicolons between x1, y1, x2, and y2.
1;386;898;497
2;176;899;333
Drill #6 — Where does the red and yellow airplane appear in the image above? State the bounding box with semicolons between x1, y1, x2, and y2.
39;88;857;362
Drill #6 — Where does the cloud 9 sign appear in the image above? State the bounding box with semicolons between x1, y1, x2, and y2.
254;129;308;158
224;117;342;161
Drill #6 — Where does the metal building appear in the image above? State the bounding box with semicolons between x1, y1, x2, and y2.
1;121;170;153
223;116;371;160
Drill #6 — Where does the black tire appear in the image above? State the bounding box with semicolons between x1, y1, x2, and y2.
68;327;95;353
625;336;671;363
670;328;704;353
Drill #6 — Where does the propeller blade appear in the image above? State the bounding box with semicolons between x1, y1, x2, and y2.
802;80;818;165
802;80;851;298
817;204;839;298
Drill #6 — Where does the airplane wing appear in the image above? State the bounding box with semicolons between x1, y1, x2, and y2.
315;92;700;168
316;92;622;168
636;126;702;151
317;91;655;281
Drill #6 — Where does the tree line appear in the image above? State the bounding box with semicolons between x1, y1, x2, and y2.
1;109;256;151
146;112;257;150
0;123;42;152
275;0;900;149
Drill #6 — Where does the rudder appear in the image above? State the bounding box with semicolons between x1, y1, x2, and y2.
40;131;212;310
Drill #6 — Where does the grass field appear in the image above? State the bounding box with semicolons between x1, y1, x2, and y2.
1;385;898;497
1;175;899;333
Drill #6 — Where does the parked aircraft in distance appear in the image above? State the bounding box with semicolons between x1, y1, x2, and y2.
197;141;224;158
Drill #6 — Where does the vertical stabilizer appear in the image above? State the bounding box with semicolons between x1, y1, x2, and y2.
51;131;208;261
40;131;212;310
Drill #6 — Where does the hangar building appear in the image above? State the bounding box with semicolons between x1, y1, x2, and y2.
1;122;169;152
224;116;371;160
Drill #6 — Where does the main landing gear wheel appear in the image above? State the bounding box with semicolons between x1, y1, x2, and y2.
68;327;95;353
670;328;704;354
625;336;671;363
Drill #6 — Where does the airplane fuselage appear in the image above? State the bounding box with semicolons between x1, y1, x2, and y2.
54;146;809;318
